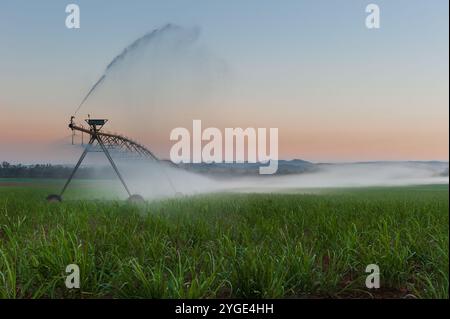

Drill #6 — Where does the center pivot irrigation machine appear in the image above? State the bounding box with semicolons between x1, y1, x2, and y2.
47;116;176;202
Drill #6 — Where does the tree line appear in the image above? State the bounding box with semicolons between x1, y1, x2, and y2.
0;162;114;179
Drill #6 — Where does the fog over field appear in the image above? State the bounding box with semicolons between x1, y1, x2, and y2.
111;160;449;199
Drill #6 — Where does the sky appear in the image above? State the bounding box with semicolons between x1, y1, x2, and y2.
0;0;448;164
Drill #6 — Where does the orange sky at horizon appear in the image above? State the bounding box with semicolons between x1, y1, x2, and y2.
1;102;448;163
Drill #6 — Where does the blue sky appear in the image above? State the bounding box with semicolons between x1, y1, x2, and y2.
0;1;448;163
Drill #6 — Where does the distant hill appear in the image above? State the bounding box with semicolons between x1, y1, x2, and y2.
176;160;449;177
176;159;318;176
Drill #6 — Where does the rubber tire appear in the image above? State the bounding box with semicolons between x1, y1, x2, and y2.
127;194;145;203
47;194;62;202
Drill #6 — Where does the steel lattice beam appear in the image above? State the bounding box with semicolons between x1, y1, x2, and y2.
70;122;158;160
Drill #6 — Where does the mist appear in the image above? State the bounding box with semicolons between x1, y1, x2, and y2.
96;160;448;199
76;23;231;160
75;24;201;114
